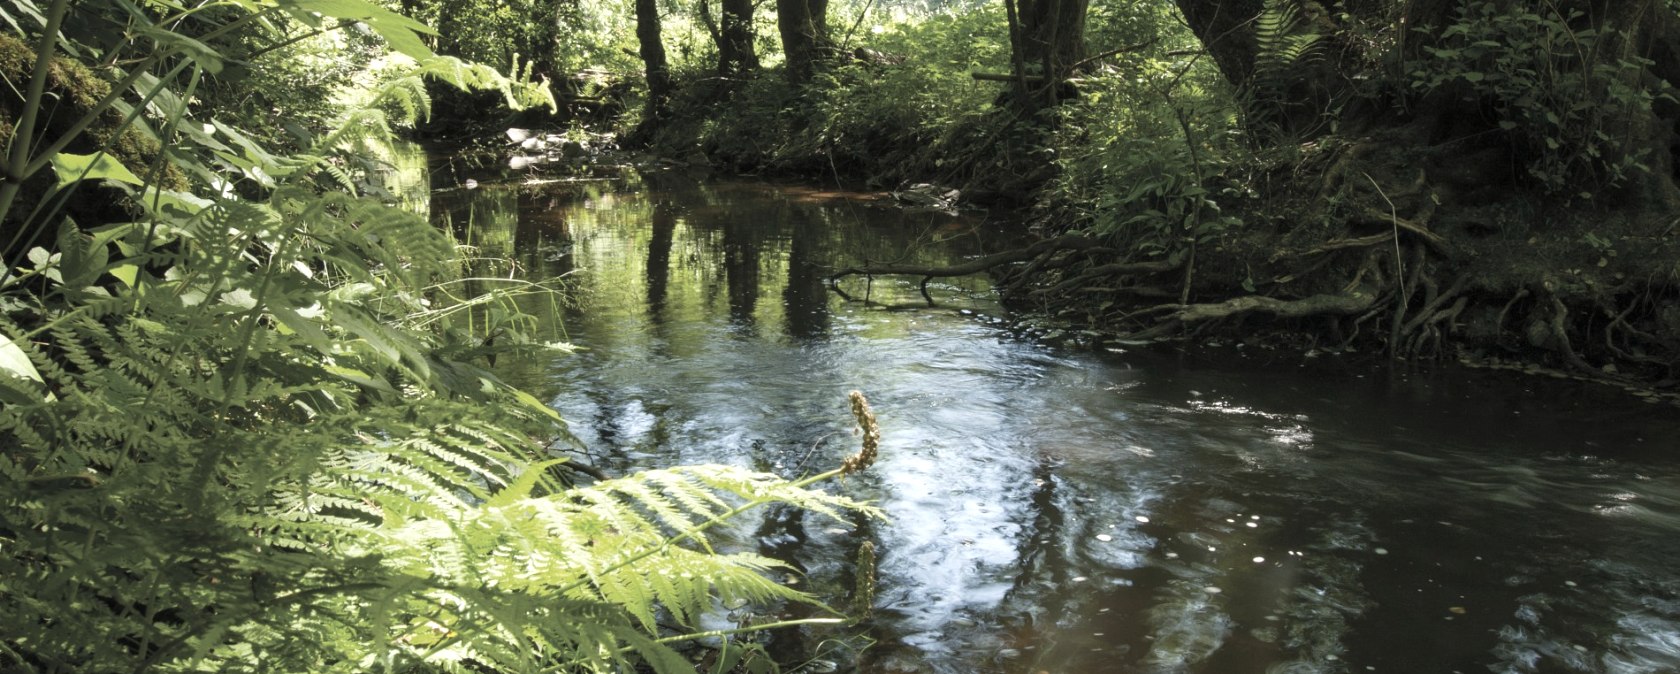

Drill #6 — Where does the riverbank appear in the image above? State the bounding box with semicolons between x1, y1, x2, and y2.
473;101;1680;404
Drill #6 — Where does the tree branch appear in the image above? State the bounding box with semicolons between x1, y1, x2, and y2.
827;234;1103;281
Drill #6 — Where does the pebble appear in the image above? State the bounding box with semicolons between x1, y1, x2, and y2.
1096;534;1114;542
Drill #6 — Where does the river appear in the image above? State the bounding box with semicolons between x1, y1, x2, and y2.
431;167;1680;674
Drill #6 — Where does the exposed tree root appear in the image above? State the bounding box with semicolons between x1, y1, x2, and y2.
1281;232;1393;259
823;154;1678;392
1165;289;1379;323
1352;208;1451;256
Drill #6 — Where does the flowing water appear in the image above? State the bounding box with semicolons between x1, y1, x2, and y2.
433;168;1680;674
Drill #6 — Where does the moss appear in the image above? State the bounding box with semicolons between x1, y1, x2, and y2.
0;32;185;222
0;33;111;111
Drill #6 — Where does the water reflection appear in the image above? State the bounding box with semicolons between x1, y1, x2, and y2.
646;201;676;318
430;173;1680;674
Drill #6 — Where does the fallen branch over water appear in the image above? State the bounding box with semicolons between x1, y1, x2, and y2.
827;233;1182;288
827;234;1102;282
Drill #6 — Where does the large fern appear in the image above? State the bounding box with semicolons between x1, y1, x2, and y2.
0;2;877;672
1253;0;1325;82
1246;0;1327;135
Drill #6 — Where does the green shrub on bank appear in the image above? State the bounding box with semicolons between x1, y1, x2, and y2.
656;6;1010;186
1408;1;1676;198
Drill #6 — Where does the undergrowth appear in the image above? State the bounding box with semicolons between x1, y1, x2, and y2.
1;1;880;672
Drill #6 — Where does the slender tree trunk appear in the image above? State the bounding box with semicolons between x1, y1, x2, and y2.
719;0;758;76
636;0;672;119
530;0;569;98
698;0;721;48
778;0;830;87
1007;0;1089;110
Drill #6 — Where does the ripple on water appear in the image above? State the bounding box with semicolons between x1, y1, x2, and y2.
516;177;1680;674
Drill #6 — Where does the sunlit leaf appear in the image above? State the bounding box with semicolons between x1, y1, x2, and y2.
52;153;144;189
0;333;43;386
283;0;437;60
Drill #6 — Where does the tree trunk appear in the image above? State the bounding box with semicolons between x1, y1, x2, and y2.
1171;0;1264;91
1008;0;1090;109
778;0;830;87
530;0;571;95
636;0;672;120
719;0;758;76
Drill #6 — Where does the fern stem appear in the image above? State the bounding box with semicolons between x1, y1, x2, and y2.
537;618;847;674
186;218;307;509
654;617;846;644
552;398;880;604
551;465;850;605
134;66;205;301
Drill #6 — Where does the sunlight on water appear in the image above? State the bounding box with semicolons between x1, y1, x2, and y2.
432;173;1680;674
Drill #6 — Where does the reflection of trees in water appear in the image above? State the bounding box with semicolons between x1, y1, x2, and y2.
784;213;830;339
994;458;1071;658
722;214;761;330
645;201;676;318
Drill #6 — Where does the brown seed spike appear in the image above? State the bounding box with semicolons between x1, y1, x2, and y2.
842;391;879;475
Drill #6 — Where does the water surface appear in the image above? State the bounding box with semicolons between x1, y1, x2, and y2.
440;171;1680;674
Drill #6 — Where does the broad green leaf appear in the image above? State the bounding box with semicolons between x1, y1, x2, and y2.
0;333;43;386
108;264;139;287
285;0;437;60
140;187;214;218
322;364;396;392
137;24;223;73
52;153;144;189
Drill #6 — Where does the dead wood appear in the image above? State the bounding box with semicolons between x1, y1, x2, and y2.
827;234;1104;281
1168;289;1380;324
1030;258;1183;297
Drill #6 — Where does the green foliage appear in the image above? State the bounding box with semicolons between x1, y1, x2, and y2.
401;0;644;77
666;6;1011;183
2;2;873;672
1254;0;1324;84
1046;49;1241;262
1409;1;1675;197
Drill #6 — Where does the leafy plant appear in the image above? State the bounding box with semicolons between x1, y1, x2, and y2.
1;2;877;673
1409;1;1676;197
1046;49;1241;265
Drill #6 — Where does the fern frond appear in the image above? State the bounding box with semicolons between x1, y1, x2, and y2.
1253;0;1324;89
